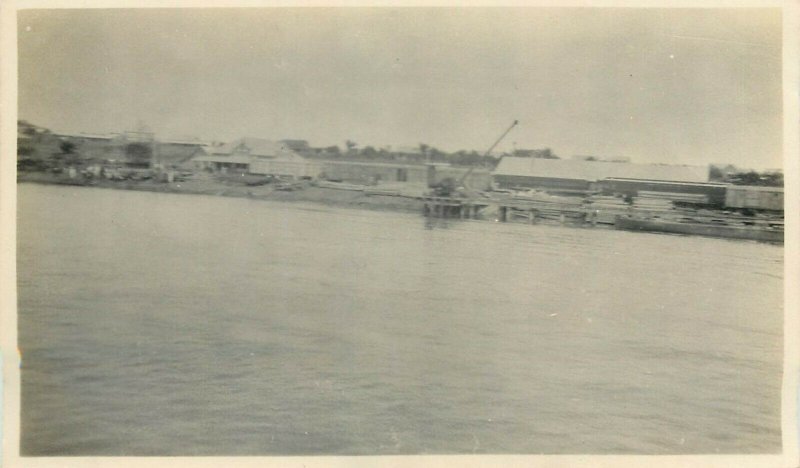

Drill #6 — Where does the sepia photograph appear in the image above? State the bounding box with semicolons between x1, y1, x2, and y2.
2;2;798;466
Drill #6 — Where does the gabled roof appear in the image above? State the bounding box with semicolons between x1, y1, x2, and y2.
280;139;310;151
210;137;304;161
192;154;252;165
156;142;207;165
493;157;709;183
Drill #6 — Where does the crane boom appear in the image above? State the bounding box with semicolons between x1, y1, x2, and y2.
458;119;518;188
482;119;518;159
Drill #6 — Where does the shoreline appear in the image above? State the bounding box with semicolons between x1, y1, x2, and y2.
16;171;784;244
16;171;425;215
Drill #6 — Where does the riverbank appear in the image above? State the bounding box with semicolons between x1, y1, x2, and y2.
17;171;425;214
16;170;784;244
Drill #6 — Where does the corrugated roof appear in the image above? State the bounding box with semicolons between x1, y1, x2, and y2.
192;154;252;165
493;157;709;183
318;160;443;169
210;137;304;161
156;143;206;164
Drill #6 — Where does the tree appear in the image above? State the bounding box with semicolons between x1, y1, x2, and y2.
17;144;34;156
485;154;500;168
21;125;36;137
345;140;357;154
538;148;559;159
762;172;783;187
708;165;725;181
419;143;429;159
736;171;762;185
60;141;76;155
429;147;447;162
125;142;153;167
729;170;783;187
360;146;378;159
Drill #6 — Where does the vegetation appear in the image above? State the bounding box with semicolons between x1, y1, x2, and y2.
513;148;559;159
124;143;153;168
59;141;76;155
302;140;502;168
709;164;783;187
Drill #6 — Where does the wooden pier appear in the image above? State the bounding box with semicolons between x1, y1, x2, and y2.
421;193;783;243
422;196;586;225
422;197;489;219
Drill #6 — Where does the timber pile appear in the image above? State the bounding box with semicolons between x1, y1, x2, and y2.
516;206;585;221
633;195;674;212
316;181;365;191
511;191;583;207
637;191;708;204
364;187;401;196
584;195;630;223
585;195;629;210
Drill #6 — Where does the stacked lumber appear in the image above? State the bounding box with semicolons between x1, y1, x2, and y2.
638;191;708;204
511;190;583;207
364;187;400;196
583;196;630;223
585;195;629;210
633;199;673;211
316;181;365;191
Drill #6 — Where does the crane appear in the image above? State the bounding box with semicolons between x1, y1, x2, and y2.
458;119;518;190
428;119;519;197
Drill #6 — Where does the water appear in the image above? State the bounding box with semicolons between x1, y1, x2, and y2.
17;183;783;455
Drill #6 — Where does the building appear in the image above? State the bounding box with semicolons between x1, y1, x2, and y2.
18;121;64;168
492;156;710;193
192;137;310;177
571;155;631;163
279;139;311;153
154;139;208;170
725;185;784;212
319;160;428;184
52;132;116;162
317;160;491;189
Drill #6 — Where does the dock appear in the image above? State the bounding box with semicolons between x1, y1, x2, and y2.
421;193;783;243
422;197;490;219
422;196;587;224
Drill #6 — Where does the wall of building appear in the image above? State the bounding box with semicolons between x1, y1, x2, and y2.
315;161;492;189
725;186;784;211
318;161;427;184
493;175;592;191
249;159;321;178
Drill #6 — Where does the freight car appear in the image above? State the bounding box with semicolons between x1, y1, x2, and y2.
724;185;783;212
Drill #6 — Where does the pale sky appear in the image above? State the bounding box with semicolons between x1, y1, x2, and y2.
18;8;783;168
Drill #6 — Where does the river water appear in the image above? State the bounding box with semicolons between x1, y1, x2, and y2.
17;183;783;455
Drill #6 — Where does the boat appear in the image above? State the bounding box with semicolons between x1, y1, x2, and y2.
614;215;783;243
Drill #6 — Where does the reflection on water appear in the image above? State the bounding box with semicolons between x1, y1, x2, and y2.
18;184;783;455
424;215;452;230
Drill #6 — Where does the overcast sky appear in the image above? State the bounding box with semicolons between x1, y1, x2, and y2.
18;8;783;168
